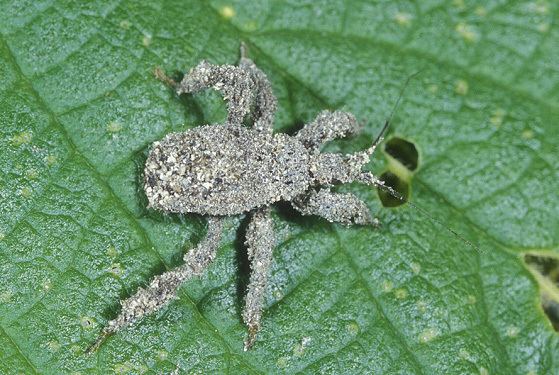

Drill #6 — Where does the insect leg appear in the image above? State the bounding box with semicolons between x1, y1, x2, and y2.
292;188;376;225
296;110;360;152
88;217;224;353
243;206;275;350
176;60;256;126
239;43;277;135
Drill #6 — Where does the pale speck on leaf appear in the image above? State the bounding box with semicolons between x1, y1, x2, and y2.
11;131;32;146
395;288;408;299
142;34;152;47
219;5;235;19
455;79;469;95
506;325;519;337
522;129;534;139
119;20;131;29
456;22;479;43
490;108;506;127
475;6;488;17
419;328;438;343
107;121;123;133
382;280;394;292
394;12;413;26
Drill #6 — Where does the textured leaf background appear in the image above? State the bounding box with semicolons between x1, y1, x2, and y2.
1;1;558;374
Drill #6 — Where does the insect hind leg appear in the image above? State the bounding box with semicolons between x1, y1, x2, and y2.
243;207;275;350
88;217;224;353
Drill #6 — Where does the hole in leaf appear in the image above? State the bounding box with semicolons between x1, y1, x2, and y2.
377;171;409;207
524;254;559;331
384;137;419;171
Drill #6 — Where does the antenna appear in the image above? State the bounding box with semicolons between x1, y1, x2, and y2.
359;172;482;254
371;68;425;148
362;70;482;254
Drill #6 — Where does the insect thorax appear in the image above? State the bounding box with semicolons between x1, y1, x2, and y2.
144;125;311;215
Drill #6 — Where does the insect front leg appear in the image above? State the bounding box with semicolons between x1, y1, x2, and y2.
292;188;376;225
295;110;360;152
88;217;224;353
243;207;275;351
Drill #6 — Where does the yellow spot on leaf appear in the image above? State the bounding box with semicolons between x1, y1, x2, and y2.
459;348;471;360
119;20;131;30
417;299;427;313
395;288;408;299
490;108;506;127
475;6;487;17
11;131;32;146
411;262;421;274
25;169;38;180
467;295;477;304
107;245;118;258
456;22;479;43
455;79;469;95
419;328;438;343
346;321;360;335
394;12;413;26
142;34;152;47
107;121;123;133
506;325;519;337
382;280;393;292
452;0;465;10
276;356;289;369
479;366;489;375
47;340;61;352
43;279;52;291
46;154;58;166
0;232;4;241
0;291;12;302
522;129;534;139
20;187;32;198
428;84;439;94
219;5;235;19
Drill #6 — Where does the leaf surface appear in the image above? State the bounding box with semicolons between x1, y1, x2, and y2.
0;1;558;373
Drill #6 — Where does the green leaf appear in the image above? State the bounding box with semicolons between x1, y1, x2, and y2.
1;1;558;373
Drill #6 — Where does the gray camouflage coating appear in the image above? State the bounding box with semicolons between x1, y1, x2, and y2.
92;46;384;353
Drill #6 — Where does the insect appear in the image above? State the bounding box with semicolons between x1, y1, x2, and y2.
89;44;477;353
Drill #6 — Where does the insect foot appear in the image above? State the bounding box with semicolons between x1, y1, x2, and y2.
91;44;395;352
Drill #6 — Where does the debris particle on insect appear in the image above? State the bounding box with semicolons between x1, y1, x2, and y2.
90;44;400;352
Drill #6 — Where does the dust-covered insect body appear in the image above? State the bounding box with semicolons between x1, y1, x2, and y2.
91;45;449;353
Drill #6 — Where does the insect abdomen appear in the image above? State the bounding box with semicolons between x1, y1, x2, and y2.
144;125;310;216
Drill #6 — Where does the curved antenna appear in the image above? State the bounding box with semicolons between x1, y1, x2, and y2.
369;69;424;152
359;172;482;254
